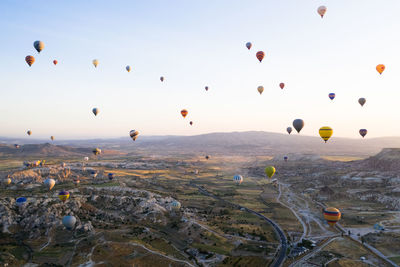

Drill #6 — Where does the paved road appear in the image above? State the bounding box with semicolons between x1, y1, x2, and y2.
193;184;287;267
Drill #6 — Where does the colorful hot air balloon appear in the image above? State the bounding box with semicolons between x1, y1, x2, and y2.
376;64;385;75
92;148;101;156
58;190;70;203
25;56;35;67
317;6;327;18
319;127;333;143
181;109;188;118
284;156;288;162
190;121;193;126
129;130;139;141
171;200;181;211
265;166;276;179
92;108;99;116
62;215;76;230
92;59;99;68
84;157;89;161
33;41;45;53
329;93;335;100
53;60;58;65
233;175;243;185
293;119;304;133
160;76;164;82
44;178;55;191
358;98;366;107
108;173;114;180
4;177;11;186
73;178;80;185
27;130;32;136
287;127;293;134
126;65;131;72
50;136;54;141
16;197;27;207
61;162;66;168
323;207;341;227
359;129;367;138
256;51;265;62
246;42;252;50
257;86;264;95
279;83;285;89
205;86;209;91
14;144;20;149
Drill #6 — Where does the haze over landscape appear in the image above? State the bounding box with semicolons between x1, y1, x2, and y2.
1;1;400;267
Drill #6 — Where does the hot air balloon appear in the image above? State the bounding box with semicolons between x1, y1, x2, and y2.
181;109;188;118
329;93;335;100
256;51;265;62
205;155;210;160
358;98;366;107
50;136;54;141
287;127;293;135
73;178;80;185
53;60;58;65
129;130;139;141
61;162;66;168
190;121;193;126
14;144;20;149
92;148;101;156
205;86;209;91
62;215;76;230
92;108;99;116
25;56;35;67
171;200;181;211
323;207;341;227
16;197;27;207
27;130;32;136
58;190;70;203
317;6;327;18
44;178;55;191
92;59;99;68
160;76;164;82
279;83;285;89
376;64;385;75
284;156;288;162
233;175;243;185
126;65;131;72
108;173;114;180
265;166;276;179
84;157;89;161
246;42;252;50
90;170;98;178
257;86;264;95
4;177;11;186
293;119;304;133
319;126;333;143
359;129;367;138
33;41;44;53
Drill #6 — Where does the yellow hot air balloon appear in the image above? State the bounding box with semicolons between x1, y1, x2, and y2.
319;126;333;143
257;86;264;95
376;64;385;75
323;207;341;227
92;59;99;68
265;166;276;179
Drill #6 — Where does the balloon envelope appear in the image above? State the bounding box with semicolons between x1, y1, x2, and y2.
92;108;99;116
287;127;292;134
257;86;264;95
160;76;164;82
246;42;252;50
265;166;276;178
171;200;181;211
129;130;139;141
358;98;366;106
181;109;188;118
319;126;333;143
376;64;385;74
329;93;335;100
44;178;55;190
256;51;265;62
108;173;114;180
27;130;32;136
92;59;99;68
126;65;131;72
279;83;285;89
323;207;341;226
58;190;70;202
293;119;305;133
4;178;11;185
16;197;27;206
92;148;101;155
53;60;58;65
33;41;45;53
318;6;327;18
233;175;243;185
25;56;35;67
359;129;367;138
62;215;77;230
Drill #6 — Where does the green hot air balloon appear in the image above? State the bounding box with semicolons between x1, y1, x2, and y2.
265;166;276;179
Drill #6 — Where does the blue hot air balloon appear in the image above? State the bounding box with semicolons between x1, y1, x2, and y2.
329;93;335;100
16;197;27;206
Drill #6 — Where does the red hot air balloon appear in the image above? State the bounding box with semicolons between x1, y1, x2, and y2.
256;51;265;62
181;109;188;118
53;60;58;65
279;83;285;89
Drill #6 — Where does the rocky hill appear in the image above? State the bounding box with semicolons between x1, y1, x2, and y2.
359;148;400;171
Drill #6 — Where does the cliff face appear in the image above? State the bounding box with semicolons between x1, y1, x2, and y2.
360;148;400;171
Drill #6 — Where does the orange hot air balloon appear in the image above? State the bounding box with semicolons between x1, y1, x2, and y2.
256;51;265;62
323;207;341;227
25;56;35;67
53;60;58;65
279;83;285;89
376;64;385;75
181;109;188;118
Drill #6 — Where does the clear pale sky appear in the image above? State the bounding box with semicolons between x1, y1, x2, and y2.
1;0;400;139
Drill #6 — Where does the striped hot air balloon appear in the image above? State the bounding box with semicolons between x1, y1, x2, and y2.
329;93;335;100
256;51;265;62
323;207;341;227
181;109;188;118
58;190;70;203
319;126;333;143
233;175;243;185
25;56;35;67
